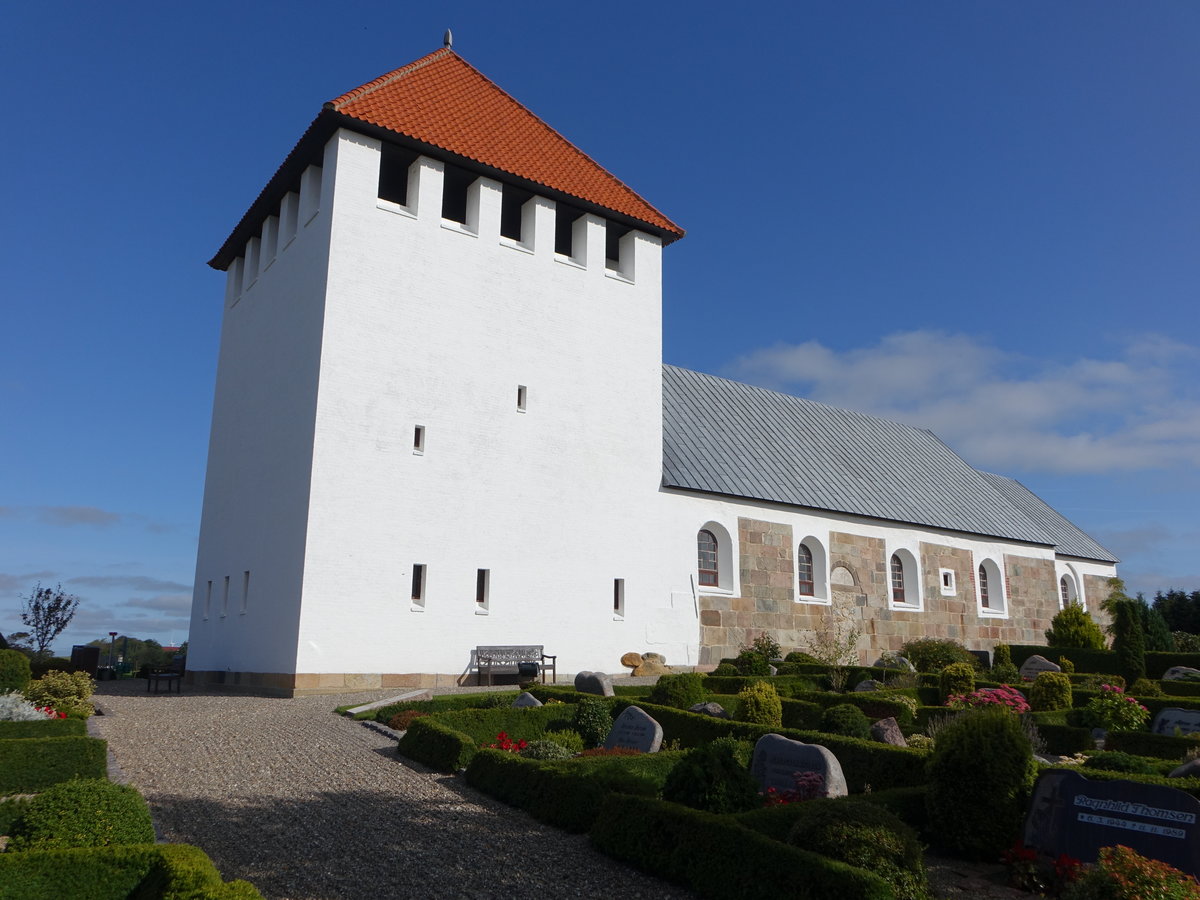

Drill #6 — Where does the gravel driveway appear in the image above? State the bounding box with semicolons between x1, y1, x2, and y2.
90;680;695;900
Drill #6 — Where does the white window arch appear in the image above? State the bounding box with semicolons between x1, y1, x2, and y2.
796;535;829;603
888;547;922;610
696;521;735;593
977;557;1007;618
1056;563;1083;609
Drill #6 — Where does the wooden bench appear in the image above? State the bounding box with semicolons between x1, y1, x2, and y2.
475;645;556;687
147;657;185;693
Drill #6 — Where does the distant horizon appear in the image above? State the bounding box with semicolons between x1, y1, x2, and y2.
2;1;1197;655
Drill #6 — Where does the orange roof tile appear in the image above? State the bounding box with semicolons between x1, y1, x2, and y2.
327;48;683;238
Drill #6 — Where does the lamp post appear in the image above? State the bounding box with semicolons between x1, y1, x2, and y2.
108;632;117;672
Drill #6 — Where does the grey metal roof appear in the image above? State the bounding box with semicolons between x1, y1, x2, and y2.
662;365;1116;562
978;472;1119;563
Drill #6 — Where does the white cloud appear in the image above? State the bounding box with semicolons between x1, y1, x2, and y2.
36;506;122;527
68;575;190;593
727;330;1200;475
0;571;57;592
124;593;192;613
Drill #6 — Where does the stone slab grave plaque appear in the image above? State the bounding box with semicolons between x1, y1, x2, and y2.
1023;770;1200;877
574;671;614;697
1152;707;1200;737
1019;654;1061;681
750;734;847;799
603;706;662;753
512;692;542;708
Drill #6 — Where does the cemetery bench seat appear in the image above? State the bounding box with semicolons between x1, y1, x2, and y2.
147;657;186;694
475;645;556;687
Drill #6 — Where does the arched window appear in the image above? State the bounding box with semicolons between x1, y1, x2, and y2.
890;554;906;605
697;529;719;587
797;543;815;596
1060;575;1078;607
979;564;990;608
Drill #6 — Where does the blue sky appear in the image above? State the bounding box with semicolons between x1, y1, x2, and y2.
2;2;1197;655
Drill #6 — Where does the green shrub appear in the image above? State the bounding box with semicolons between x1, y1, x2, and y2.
387;709;428;730
994;644;1014;668
899;638;976;673
9;779;154;850
1102;729;1200;760
744;633;782;662
738;681;782;728
926;708;1037;859
1111;598;1148;685
1058;655;1076;674
592;794;896;900
24;670;94;718
712;662;739;676
734;650;771;676
1045;602;1107;649
0;736;107;793
1029;671;1073;712
1082;750;1161;776
0;843;263;899
938;662;976;703
0;649;32;693
1130;677;1163;697
573;697;614;749
784;651;821;665
29;657;75;680
648;672;709;709
661;739;761;814
1062;844;1200;900
0;717;86;739
779;698;825;730
1081;685;1151;732
543;729;584;754
820;704;871;740
518;739;574;760
788;798;929;900
0;795;32;836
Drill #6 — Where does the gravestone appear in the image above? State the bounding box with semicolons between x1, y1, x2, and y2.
512;692;542;708
574;671;615;697
750;733;847;798
1152;707;1200;737
870;717;907;747
688;701;729;719
1169;759;1200;779
1019;654;1061;681
1164;666;1200;682
872;654;916;673
967;649;992;670
854;679;883;692
1023;769;1200;877
603;705;662;753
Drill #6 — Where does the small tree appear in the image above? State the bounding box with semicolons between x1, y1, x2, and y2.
801;606;862;691
19;583;81;657
1045;603;1106;650
1103;579;1146;685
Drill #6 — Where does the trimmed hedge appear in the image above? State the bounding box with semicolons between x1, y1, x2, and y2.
396;705;577;772
736;788;930;844
8;779;154;850
1147;652;1200;679
790;691;915;726
0;843;262;899
1011;647;1200;680
611;700;928;792
464;747;681;832
779;698;824;730
1103;729;1200;760
1036;723;1096;755
0;736;107;794
1071;689;1200;716
591;793;895;900
1162;681;1200;698
0;718;87;740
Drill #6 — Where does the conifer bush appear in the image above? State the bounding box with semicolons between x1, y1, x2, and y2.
1028;671;1073;712
572;697;613;749
661;738;761;814
733;650;771;676
1045;603;1106;650
820;704;872;740
649;672;709;709
938;662;976;704
737;681;782;728
926;707;1037;859
899;638;976;673
0;650;31;694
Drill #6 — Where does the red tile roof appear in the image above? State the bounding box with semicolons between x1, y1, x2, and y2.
327;49;683;238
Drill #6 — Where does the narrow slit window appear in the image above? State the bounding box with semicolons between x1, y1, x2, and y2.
413;425;425;455
613;578;625;616
890;555;906;605
222;575;230;616
411;564;426;605
241;570;250;613
797;544;815;596
516;385;527;411
476;569;490;608
205;580;212;618
979;565;990;609
697;530;719;587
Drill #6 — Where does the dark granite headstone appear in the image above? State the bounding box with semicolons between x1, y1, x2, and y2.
603;705;662;753
574;671;615;697
870;717;907;747
750;733;847;798
1023;770;1200;876
1163;667;1200;682
688;701;729;719
967;649;992;670
1152;708;1200;737
1019;654;1061;680
854;679;884;692
512;692;542;708
1169;759;1200;779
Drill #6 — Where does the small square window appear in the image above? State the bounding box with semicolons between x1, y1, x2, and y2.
939;568;956;596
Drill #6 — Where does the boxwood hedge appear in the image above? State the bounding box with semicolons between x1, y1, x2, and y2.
396;704;578;772
0;736;107;794
0;718;87;740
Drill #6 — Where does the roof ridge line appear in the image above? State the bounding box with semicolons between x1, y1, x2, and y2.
328;47;455;111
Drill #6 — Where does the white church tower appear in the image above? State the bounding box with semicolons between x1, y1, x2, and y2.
189;45;689;694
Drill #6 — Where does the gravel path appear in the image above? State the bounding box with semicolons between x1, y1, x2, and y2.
90;680;695;900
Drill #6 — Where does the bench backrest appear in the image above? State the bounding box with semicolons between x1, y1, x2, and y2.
476;645;544;663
